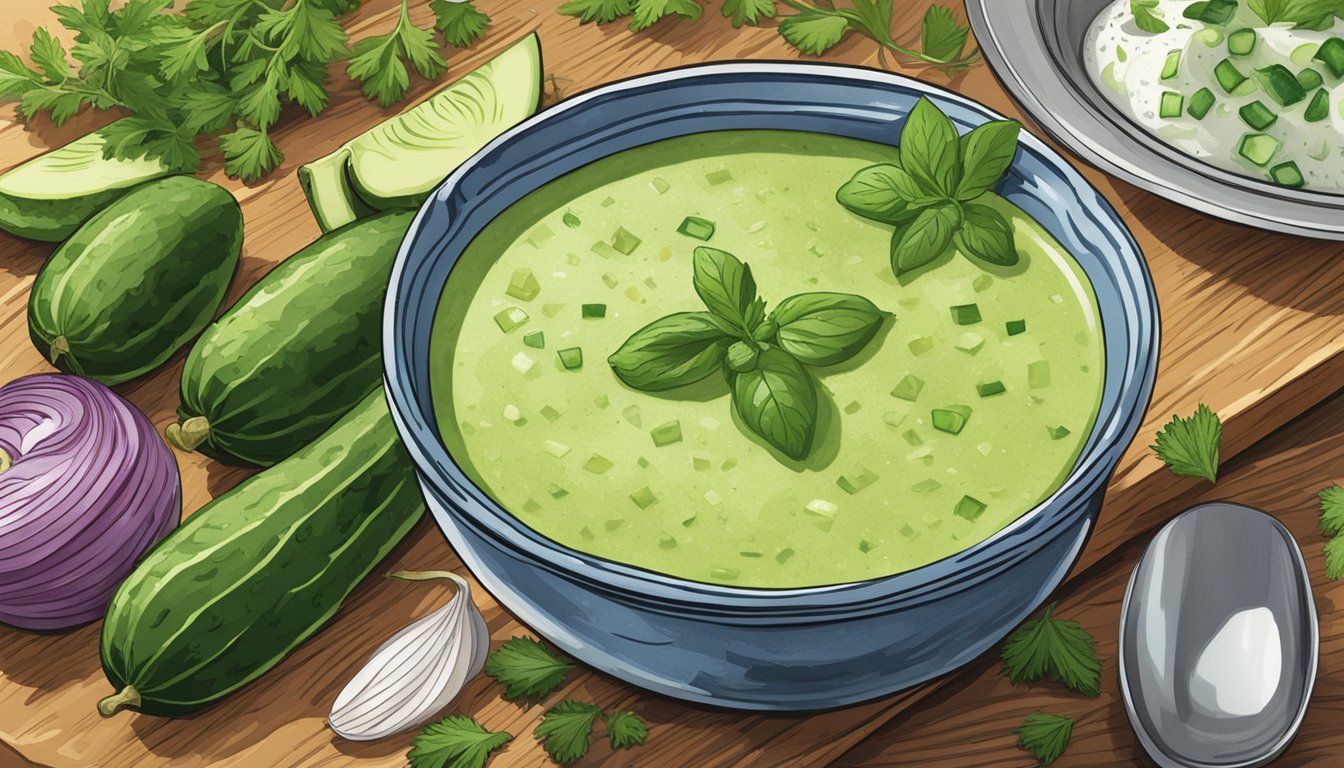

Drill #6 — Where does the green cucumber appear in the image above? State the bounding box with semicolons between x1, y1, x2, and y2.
28;176;242;386
168;209;414;467
300;33;542;231
0;119;174;241
98;388;423;717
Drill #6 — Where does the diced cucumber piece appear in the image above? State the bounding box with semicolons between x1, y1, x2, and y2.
1297;68;1323;91
677;216;716;240
1047;425;1072;440
1006;319;1027;336
581;303;606;318
1314;37;1344;78
523;331;545;348
911;479;942;493
973;274;994;292
950;303;982;325
659;535;677;549
1238;133;1281;166
932;405;972;435
557;346;583;369
494;306;529;332
804;498;838;531
1238;101;1277;130
882;410;907;427
512;352;534;374
858;539;875;553
650;420;683;446
954;495;987;522
602;273;619;288
540;405;562;422
908;336;934;355
610;227;641;255
1159;91;1184;118
623;404;642;427
630;486;657;509
977;380;1006;398
776;547;795;563
1187;87;1216;119
891;373;925;401
1160;50;1182;80
711;567;740;580
1254;64;1306;106
955;332;985;354
562;210;581;228
547;483;568;499
1227;28;1255;56
544;440;570;457
1270;161;1306;188
594;394;609;409
706;169;734;185
1028;360;1052;389
837;465;879;495
902;429;923;446
583;454;613;473
651;176;670;194
1214;59;1247;93
1305;89;1330;122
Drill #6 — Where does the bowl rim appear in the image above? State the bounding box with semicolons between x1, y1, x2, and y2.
967;0;1344;241
383;61;1159;611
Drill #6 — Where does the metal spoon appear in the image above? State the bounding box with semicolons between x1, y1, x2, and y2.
1119;502;1318;768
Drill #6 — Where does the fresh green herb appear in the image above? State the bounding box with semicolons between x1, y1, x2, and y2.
1015;712;1074;765
0;0;491;181
407;714;512;768
604;710;650;750
483;636;575;700
1318;484;1344;578
1131;0;1170;33
1151;403;1222;483
838;99;1021;278
723;0;778;27
1249;0;1341;28
609;247;886;460
534;700;606;765
778;1;976;71
559;0;635;25
630;0;702;30
1001;603;1101;697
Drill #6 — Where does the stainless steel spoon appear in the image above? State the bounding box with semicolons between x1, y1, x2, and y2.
1119;502;1318;768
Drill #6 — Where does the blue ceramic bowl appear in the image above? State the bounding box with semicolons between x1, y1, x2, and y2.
383;63;1159;712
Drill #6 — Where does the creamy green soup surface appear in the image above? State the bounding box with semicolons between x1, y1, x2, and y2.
430;130;1105;588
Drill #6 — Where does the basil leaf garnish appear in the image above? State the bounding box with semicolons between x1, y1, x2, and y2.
692;246;757;335
730;347;817;460
835;164;932;224
955;120;1020;201
769;292;889;366
607;312;733;391
892;202;960;275
955;203;1019;266
900;97;961;196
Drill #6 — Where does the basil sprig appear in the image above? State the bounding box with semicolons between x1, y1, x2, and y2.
837;97;1023;278
608;247;888;460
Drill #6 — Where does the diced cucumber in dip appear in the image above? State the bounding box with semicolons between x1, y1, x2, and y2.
430;130;1105;588
1086;0;1344;190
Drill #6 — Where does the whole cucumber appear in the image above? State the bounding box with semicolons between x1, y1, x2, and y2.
168;209;414;466
27;176;242;386
98;388;423;717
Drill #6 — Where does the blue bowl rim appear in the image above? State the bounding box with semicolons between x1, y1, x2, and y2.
383;61;1160;613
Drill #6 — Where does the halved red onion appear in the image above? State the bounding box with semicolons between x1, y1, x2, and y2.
0;374;179;631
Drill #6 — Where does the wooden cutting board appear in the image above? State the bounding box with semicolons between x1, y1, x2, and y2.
4;2;1344;766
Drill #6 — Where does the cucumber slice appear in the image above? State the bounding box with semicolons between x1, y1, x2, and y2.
0;120;173;241
299;33;543;231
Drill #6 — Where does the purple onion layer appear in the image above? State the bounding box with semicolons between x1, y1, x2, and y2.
0;373;180;631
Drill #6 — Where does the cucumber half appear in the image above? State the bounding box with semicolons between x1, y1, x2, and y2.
0;119;173;241
299;33;543;231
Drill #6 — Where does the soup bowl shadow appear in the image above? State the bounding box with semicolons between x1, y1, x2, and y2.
384;63;1159;712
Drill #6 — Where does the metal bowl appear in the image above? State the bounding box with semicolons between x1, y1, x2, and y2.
967;0;1344;240
383;62;1159;711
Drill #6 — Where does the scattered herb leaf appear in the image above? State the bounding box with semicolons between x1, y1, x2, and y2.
630;0;703;31
731;348;818;460
1001;603;1101;697
1320;484;1344;535
777;8;850;55
775;1;979;70
559;0;635;25
1015;712;1074;765
920;6;969;66
604;710;650;750
608;312;732;391
1152;403;1222;483
1248;0;1339;27
483;636;575;700
769;292;888;366
431;0;492;48
408;714;512;768
347;0;446;108
1131;0;1170;33
534;700;606;766
723;0;778;27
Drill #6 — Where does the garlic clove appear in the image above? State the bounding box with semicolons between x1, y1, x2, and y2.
328;570;488;741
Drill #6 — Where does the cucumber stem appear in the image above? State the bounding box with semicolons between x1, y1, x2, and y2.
164;416;210;452
48;336;69;365
97;685;141;717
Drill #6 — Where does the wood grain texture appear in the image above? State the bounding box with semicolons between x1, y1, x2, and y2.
2;1;1344;766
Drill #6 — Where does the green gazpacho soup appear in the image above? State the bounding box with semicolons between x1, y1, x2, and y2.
430;129;1105;588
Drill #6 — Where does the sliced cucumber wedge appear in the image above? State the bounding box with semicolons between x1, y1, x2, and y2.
0;120;174;241
300;33;543;231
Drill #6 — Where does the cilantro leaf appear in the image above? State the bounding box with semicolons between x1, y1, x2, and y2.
1015;712;1073;765
157;27;214;83
0;51;43;98
174;83;238;133
282;59;330;115
1151;403;1221;483
534;700;605;766
431;0;491;48
604;711;649;750
99;113;200;170
778;8;850;55
237;68;282;129
347;0;445;107
631;0;703;31
1001;604;1101;697
484;637;575;700
1325;536;1344;580
19;86;89;125
723;0;776;27
257;0;349;63
219;125;283;180
559;0;635;25
1131;0;1170;33
920;6;968;63
408;714;512;768
1320;484;1344;535
30;28;73;83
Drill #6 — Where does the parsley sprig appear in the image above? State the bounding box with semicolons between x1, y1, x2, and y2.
1318;484;1344;579
535;700;648;765
483;636;576;700
0;0;492;181
1015;711;1074;765
408;715;512;768
1151;404;1222;483
1000;603;1101;698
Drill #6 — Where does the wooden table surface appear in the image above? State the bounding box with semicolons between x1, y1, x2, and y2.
3;2;1344;767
